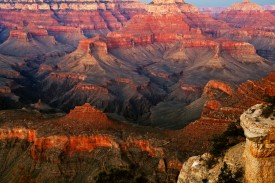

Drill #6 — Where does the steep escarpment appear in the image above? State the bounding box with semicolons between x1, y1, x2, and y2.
0;0;145;33
172;72;275;151
0;104;189;182
0;0;146;54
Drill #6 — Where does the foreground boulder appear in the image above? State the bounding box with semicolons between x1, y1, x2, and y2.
241;104;275;183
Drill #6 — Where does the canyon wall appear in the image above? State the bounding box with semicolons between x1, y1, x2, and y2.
0;103;184;182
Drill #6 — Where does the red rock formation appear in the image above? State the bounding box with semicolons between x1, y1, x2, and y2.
0;1;145;42
182;12;230;35
121;139;164;157
107;14;205;48
183;39;218;47
204;100;221;111
174;72;275;151
65;103;111;123
0;125;170;163
0;103;173;163
78;36;108;54
203;80;233;96
0;101;191;183
0;10;58;28
31;135;119;159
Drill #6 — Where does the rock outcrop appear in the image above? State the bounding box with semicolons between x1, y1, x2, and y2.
241;104;275;183
177;143;245;183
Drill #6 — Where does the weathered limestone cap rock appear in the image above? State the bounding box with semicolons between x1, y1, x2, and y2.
241;104;275;139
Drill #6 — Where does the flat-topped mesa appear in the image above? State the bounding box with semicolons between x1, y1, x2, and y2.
241;104;275;183
226;0;264;12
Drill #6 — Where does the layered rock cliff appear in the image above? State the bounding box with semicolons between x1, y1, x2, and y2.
0;0;145;11
177;100;275;183
0;0;146;51
173;72;275;151
0;103;190;182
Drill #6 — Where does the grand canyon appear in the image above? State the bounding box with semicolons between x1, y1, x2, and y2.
0;0;274;182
